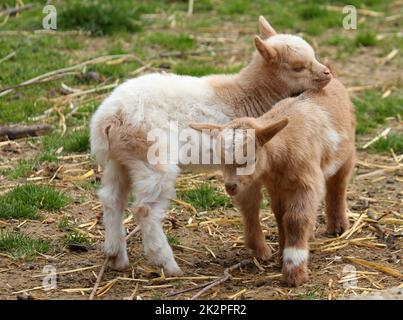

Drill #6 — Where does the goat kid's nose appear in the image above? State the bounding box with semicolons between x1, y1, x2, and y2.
225;183;238;195
323;68;331;76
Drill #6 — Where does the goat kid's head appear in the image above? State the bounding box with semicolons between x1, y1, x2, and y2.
255;16;332;91
189;117;288;197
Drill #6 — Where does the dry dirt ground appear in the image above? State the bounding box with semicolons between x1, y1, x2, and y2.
0;142;401;300
0;4;402;300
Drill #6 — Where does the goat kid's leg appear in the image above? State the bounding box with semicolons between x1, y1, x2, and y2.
281;195;317;286
270;195;285;266
325;154;354;235
234;184;271;261
99;161;131;270
131;162;182;276
135;201;182;276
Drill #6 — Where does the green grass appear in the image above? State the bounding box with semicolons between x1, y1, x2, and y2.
0;184;69;220
86;59;142;79
63;129;90;153
0;35;133;124
295;2;341;35
36;151;58;163
369;133;403;154
58;216;91;246
344;0;393;11
0;36;71;124
5;184;68;211
218;0;251;15
1;151;58;180
2;159;34;180
64;230;91;246
76;180;100;191
174;61;242;77
167;232;181;246
58;215;72;231
324;35;356;58
146;33;196;52
179;182;231;211
0;199;37;220
0;36;71;86
298;290;318;300
353;90;403;135
43;129;90;153
0;99;53;124
298;3;329;20
58;1;142;36
355;31;378;47
260;199;269;209
0;230;50;259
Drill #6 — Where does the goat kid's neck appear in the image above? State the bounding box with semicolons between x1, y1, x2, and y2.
207;59;292;118
254;135;289;180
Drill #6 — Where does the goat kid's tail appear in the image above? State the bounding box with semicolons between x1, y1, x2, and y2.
90;111;150;165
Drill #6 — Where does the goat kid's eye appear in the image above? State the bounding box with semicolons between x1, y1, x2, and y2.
292;66;305;72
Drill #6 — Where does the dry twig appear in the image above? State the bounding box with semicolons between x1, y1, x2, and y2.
0;3;33;17
188;0;194;16
89;225;141;300
0;124;52;141
0;51;15;64
190;260;250;300
362;128;391;149
0;54;144;97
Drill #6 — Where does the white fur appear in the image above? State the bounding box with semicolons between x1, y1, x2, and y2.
323;128;347;178
283;247;309;270
136;201;181;275
99;161;130;270
323;158;342;178
130;160;181;274
90;73;231;166
325;128;341;152
266;34;315;59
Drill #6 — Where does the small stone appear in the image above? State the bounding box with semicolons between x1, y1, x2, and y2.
85;71;101;82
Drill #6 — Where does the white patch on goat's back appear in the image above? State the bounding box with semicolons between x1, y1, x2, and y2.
283;247;309;270
90;72;231;167
93;72;230;133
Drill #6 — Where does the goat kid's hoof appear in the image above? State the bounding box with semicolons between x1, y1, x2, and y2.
107;253;130;271
326;220;349;237
164;264;184;277
255;244;272;261
282;264;308;287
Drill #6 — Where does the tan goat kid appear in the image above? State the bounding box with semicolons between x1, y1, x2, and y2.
190;78;356;286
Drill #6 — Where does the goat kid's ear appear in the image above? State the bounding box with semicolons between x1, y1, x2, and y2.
189;122;224;136
258;16;277;38
254;36;278;62
255;118;288;145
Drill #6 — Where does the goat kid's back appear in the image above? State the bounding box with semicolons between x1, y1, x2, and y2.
259;78;355;183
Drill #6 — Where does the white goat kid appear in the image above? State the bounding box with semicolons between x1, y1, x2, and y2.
90;16;332;275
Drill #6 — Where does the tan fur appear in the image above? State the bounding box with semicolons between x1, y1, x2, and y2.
96;109;152;164
206;40;331;118
205;58;290;118
191;78;356;286
258;15;277;39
